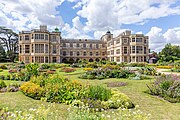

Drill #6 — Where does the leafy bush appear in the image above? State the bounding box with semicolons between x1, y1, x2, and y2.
0;69;3;72
20;81;45;99
138;67;158;76
0;64;7;69
86;62;98;68
146;75;180;103
83;68;93;71
79;68;135;80
127;62;146;67
0;80;6;89
26;63;39;76
156;66;173;69
87;85;111;101
103;90;134;109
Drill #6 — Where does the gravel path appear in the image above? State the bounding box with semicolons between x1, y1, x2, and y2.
156;69;180;76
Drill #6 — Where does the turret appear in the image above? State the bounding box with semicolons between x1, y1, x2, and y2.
101;30;113;43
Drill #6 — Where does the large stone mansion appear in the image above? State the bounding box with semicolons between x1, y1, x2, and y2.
19;25;149;63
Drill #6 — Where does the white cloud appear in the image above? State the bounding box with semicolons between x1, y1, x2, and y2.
0;0;64;31
147;26;180;52
73;0;180;31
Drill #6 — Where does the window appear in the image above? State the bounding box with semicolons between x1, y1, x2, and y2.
124;47;127;54
25;56;29;63
116;57;120;62
136;38;142;42
77;43;79;47
25;45;30;53
83;43;86;48
144;39;147;44
35;34;45;40
32;34;34;39
20;36;22;41
90;52;93;56
90;44;92;48
116;49;120;54
111;50;114;55
32;44;34;53
124;56;127;62
144;47;147;54
53;57;56;63
132;46;135;53
63;51;66;56
107;51;110;55
132;38;135;42
116;39;120;44
52;45;56;54
111;57;114;61
45;44;48;53
70;51;73;56
102;52;105;56
123;38;128;43
52;36;56;41
45;34;48;40
35;56;44;63
35;44;44;53
136;46;143;54
144;56;147;62
96;44;99;49
45;57;48;63
25;35;29;40
83;51;86;56
63;43;66;47
70;43;73;47
77;51;80;56
96;52;99;56
20;45;22;53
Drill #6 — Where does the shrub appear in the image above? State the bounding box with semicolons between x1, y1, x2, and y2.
138;67;158;76
127;62;146;67
87;85;111;101
20;82;45;100
146;75;180;103
0;80;6;89
83;68;93;71
40;64;50;69
26;63;39;76
0;75;5;80
0;65;7;69
86;62;98;68
156;66;173;69
103;89;134;109
0;69;3;72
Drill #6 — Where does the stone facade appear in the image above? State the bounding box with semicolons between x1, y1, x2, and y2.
19;25;149;63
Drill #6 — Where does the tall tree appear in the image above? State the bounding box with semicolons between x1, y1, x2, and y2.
159;43;180;62
0;44;6;62
0;27;18;62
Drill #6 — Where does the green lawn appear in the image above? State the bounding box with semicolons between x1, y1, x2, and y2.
0;68;180;120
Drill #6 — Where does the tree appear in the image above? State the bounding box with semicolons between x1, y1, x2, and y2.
159;44;180;62
0;27;18;62
0;44;6;62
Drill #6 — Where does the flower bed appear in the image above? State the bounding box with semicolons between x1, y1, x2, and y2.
20;75;134;110
146;74;180;103
79;68;135;80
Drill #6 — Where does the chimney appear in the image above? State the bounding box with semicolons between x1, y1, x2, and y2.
40;25;47;31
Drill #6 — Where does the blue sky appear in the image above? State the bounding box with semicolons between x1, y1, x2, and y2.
0;0;180;52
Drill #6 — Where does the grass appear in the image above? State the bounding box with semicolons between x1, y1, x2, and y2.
0;67;180;120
